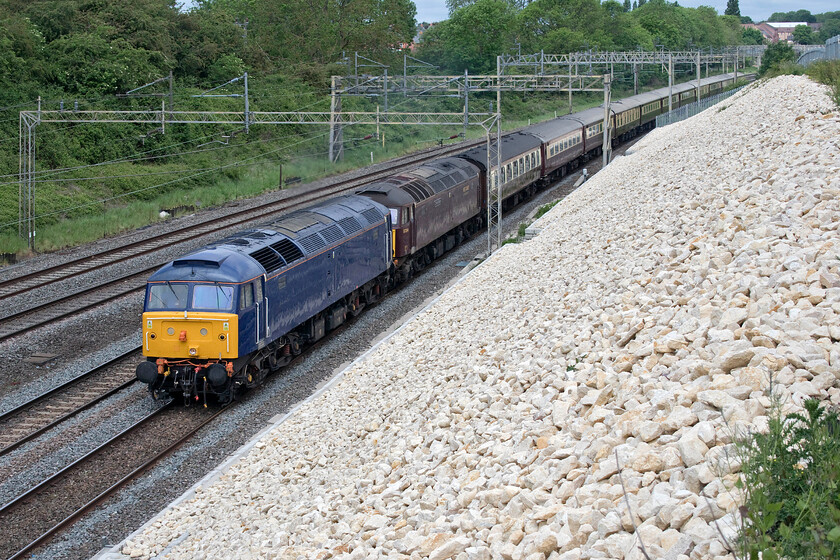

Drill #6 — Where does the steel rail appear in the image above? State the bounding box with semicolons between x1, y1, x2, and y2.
0;347;143;456
1;404;225;560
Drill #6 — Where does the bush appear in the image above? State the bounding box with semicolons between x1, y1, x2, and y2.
759;42;796;76
807;60;840;107
736;398;840;559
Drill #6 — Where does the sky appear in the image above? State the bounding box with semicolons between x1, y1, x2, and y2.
412;1;838;24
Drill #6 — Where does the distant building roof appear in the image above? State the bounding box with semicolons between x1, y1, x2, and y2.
765;22;809;29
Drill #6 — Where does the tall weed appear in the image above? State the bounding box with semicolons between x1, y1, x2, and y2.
736;398;840;559
807;60;840;107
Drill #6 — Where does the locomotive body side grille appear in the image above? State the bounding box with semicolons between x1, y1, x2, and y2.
249;247;284;273
271;239;303;264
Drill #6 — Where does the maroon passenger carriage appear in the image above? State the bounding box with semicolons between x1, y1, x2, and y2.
356;157;483;282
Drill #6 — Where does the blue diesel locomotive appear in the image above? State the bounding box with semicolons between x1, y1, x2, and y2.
136;195;392;403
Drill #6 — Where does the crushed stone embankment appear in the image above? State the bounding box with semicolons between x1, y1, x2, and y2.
121;75;840;560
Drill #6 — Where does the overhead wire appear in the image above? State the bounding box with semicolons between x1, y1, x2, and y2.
0;125;347;187
0;125;249;181
3;129;335;230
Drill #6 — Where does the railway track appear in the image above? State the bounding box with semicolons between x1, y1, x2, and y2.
0;152;617;560
0;404;223;560
0;141;485;343
0;140;483;304
0;300;361;559
0;347;142;456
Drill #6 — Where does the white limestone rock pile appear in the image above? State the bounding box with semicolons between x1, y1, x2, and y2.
123;75;840;560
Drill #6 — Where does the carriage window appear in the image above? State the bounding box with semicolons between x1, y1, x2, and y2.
513;161;518;177
507;163;512;180
240;283;254;309
193;284;235;310
501;167;506;183
148;283;188;310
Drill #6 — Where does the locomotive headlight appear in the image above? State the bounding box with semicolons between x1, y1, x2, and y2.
167;327;175;335
200;328;208;336
189;348;197;356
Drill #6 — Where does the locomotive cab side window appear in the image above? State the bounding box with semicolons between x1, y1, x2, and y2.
240;283;254;309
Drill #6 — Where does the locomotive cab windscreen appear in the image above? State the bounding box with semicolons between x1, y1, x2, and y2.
142;280;240;361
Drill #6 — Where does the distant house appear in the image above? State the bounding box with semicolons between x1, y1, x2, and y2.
743;21;820;43
412;22;436;46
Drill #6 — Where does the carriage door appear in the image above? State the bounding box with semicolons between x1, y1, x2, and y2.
254;277;268;342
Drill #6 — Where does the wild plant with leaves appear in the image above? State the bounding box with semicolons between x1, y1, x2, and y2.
736;397;840;559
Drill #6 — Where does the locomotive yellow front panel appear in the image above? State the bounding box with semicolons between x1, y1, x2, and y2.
142;311;238;359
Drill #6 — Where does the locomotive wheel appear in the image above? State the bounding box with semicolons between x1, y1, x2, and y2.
244;363;266;389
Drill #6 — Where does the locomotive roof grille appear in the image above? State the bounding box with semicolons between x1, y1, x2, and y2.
270;239;304;265
299;234;326;253
249;246;285;273
361;208;383;224
337;217;362;234
320;225;344;244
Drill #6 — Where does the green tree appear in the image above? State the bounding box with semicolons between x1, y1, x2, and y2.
245;0;415;69
623;0;630;12
741;27;764;44
724;0;739;17
792;24;816;44
759;41;795;75
769;10;815;23
418;0;516;73
816;11;840;23
818;19;840;42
